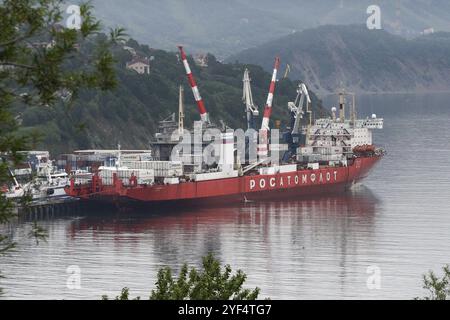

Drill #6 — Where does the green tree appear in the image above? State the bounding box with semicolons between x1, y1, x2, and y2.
0;0;125;291
102;287;141;301
103;254;261;300
417;265;450;300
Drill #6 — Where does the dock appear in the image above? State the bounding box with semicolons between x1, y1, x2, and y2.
14;197;82;220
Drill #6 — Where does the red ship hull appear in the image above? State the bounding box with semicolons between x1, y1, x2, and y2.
66;156;381;206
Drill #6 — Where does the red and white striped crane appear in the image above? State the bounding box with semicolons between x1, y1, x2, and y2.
177;46;209;124
258;57;280;157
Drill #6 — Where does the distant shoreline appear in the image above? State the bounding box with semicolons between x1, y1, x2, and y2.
317;90;450;97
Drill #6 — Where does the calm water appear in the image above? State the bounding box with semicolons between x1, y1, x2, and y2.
1;93;450;300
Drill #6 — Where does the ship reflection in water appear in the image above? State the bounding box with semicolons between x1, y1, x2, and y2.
0;185;382;300
71;186;380;300
69;185;379;244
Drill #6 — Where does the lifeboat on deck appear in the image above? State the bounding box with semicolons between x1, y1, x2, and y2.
353;144;376;155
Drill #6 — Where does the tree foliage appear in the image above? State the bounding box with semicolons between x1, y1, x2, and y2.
103;254;260;300
417;265;450;300
0;0;121;286
102;287;140;301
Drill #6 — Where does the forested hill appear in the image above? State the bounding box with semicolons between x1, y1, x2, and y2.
14;37;326;155
227;25;450;94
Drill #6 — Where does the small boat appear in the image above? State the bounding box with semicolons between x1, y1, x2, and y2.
4;157;71;203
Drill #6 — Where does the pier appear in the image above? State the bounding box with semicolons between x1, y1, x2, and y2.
14;197;81;220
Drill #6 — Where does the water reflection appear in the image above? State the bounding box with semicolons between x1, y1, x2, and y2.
56;186;381;299
70;186;379;231
68;185;379;241
0;162;385;299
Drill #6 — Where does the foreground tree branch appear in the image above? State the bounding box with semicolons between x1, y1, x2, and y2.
0;0;125;293
102;254;261;300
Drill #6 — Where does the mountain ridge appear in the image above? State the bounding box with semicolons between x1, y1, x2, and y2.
91;0;450;58
227;24;450;94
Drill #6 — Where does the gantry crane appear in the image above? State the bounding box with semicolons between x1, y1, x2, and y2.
283;82;311;162
242;68;259;130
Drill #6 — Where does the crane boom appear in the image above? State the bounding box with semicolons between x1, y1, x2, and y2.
291;83;311;140
258;57;280;158
177;46;209;124
283;64;291;78
260;57;280;131
242;68;259;130
283;82;311;162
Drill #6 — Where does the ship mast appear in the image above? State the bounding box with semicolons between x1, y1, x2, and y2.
339;88;346;123
351;93;357;124
338;88;357;124
178;85;184;136
177;46;209;124
258;57;280;157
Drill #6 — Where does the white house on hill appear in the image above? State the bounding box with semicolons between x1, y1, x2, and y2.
126;56;150;75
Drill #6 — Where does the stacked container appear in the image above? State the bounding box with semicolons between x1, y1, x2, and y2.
120;161;183;177
98;167;154;185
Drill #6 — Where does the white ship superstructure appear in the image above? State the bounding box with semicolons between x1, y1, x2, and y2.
296;91;383;164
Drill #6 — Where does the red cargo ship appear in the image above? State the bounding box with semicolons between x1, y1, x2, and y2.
66;155;381;206
65;47;384;207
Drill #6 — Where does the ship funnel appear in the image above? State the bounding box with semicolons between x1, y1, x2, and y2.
220;131;234;173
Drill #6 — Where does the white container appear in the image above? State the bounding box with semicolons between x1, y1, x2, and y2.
194;170;238;181
278;164;297;173
269;144;288;151
300;147;313;155
163;177;179;184
307;163;319;170
259;167;277;175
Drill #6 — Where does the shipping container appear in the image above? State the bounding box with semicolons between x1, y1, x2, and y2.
194;170;238;182
163;177;180;184
259;167;277;175
278;164;297;173
120;161;183;177
307;163;319;170
98;167;154;186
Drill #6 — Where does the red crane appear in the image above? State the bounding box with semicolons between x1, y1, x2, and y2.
258;57;280;157
177;46;209;124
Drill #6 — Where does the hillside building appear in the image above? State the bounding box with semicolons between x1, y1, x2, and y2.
126;56;150;74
